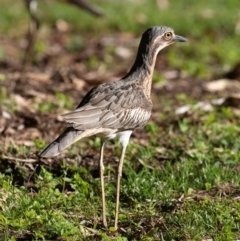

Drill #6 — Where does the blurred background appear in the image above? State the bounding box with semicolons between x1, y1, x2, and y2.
0;0;240;239
1;0;240;76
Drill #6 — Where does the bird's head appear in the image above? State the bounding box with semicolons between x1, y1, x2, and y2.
142;26;187;53
125;25;187;80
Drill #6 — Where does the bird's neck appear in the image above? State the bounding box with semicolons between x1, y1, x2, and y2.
123;39;160;98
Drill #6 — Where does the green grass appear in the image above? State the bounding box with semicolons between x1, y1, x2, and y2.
1;108;240;240
1;0;240;240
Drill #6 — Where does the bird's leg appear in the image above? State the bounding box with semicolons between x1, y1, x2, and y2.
99;140;107;228
114;143;127;230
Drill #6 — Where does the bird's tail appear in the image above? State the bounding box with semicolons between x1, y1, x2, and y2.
40;127;84;158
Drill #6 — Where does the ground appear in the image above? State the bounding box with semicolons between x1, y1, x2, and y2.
0;0;240;240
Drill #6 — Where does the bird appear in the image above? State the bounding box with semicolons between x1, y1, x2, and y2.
40;26;187;229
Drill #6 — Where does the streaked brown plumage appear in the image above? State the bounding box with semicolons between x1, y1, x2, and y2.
40;26;187;229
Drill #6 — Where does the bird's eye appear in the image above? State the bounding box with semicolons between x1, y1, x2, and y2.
163;32;173;40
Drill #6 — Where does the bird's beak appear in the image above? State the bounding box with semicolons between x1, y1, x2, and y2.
174;35;187;42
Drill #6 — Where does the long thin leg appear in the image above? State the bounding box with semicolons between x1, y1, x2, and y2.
114;144;127;230
99;141;107;228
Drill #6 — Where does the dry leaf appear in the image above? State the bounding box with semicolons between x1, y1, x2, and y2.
175;94;240;115
204;79;240;92
157;0;169;10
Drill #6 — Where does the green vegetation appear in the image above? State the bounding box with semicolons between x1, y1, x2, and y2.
0;0;240;240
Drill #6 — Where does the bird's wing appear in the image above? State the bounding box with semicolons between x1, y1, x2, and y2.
62;83;152;130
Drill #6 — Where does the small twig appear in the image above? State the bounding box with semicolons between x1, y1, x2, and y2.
22;0;40;73
27;163;39;183
69;0;104;17
137;158;154;169
2;155;38;163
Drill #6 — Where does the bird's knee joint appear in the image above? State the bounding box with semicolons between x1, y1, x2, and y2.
118;167;123;176
100;164;105;171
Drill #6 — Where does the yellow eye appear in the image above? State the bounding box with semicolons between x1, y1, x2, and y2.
164;32;173;40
